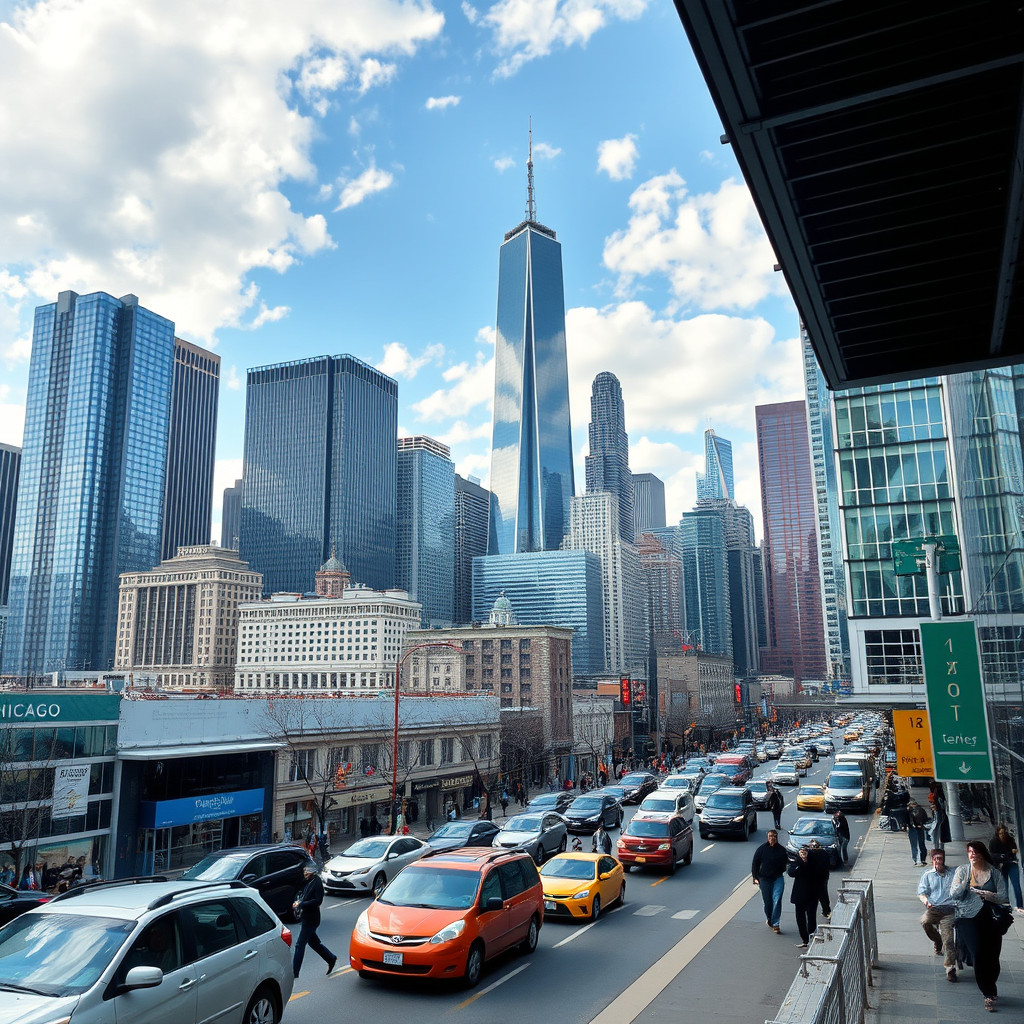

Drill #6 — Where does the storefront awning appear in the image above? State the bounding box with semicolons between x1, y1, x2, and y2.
118;741;286;760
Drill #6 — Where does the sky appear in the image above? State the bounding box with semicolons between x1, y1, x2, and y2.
0;0;805;545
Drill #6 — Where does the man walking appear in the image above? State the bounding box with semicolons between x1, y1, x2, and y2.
292;864;337;979
832;809;851;866
752;829;789;934
906;798;929;866
918;848;958;982
766;782;785;830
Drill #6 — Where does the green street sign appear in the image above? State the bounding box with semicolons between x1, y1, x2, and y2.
892;535;962;576
919;620;994;783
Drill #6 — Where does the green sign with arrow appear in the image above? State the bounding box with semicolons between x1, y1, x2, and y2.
919;620;994;783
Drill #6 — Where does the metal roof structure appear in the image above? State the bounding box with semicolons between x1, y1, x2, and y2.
674;0;1024;389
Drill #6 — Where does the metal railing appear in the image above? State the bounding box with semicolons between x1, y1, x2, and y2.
766;878;877;1024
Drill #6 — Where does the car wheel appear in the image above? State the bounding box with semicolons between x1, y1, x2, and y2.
668;852;677;875
464;942;484;988
617;882;626;906
699;829;708;840
243;986;280;1024
372;872;387;898
559;835;567;852
591;894;602;920
521;915;539;953
749;818;756;835
534;845;545;866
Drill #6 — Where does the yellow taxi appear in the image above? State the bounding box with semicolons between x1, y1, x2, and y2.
796;784;826;812
538;851;625;921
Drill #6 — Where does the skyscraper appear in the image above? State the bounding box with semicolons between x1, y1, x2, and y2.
396;435;455;627
696;428;734;501
674;512;731;659
240;355;398;595
755;400;828;684
0;443;19;608
488;134;575;555
161;338;220;561
3;291;176;677
221;478;243;551
585;371;634;544
633;472;667;537
637;532;683;657
455;474;490;625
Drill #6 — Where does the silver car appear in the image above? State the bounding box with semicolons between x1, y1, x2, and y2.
321;834;428;897
493;811;569;863
0;879;294;1024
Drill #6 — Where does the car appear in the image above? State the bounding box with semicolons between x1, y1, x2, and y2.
660;774;699;794
617;815;693;872
747;778;771;810
0;881;51;926
817;738;835;756
783;747;812;770
824;770;872;813
698;786;757;840
770;761;800;786
713;758;752;785
349;847;543;987
538;852;625;920
763;741;781;759
617;772;660;804
425;819;502;852
563;793;623;834
0;877;294;1024
526;791;575;814
785;816;843;867
595;784;630;804
180;843;316;920
637;790;696;824
492;812;568;864
322;834;429;897
796;784;827;812
693;772;731;812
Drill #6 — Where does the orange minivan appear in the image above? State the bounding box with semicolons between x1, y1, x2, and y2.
348;847;544;987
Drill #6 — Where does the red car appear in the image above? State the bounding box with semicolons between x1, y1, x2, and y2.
713;757;752;785
617;816;693;873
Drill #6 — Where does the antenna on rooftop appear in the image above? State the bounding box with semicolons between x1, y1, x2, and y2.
526;116;536;222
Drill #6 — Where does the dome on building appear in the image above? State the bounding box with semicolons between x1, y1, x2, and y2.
319;548;347;574
489;591;516;626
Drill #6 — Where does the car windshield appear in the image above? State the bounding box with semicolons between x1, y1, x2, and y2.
827;774;862;788
377;866;479;910
625;820;669;838
620;775;649;786
749;782;767;792
342;839;391;858
641;798;676;812
181;854;248;880
570;799;602;812
0;912;136;997
791;820;834;836
503;816;542;832
428;823;474;840
698;776;727;794
705;793;743;810
800;786;824;796
602;787;626;798
662;778;692;789
528;796;557;809
540;859;596;881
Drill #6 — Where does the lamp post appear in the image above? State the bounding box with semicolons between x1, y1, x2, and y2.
391;641;464;833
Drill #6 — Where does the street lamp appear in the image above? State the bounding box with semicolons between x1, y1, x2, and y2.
391;641;464;833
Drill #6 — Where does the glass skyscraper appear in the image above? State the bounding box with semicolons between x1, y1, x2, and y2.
240;355;397;595
0;443;19;607
396;436;455;627
455;474;490;625
488;186;575;555
585;372;634;544
221;478;243;551
161;338;220;561
633;472;667;537
696;429;734;501
3;291;175;677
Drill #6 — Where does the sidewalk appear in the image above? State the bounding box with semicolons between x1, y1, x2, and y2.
861;813;1024;1021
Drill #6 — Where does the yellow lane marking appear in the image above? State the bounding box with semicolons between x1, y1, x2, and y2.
649;876;668;887
289;991;310;1001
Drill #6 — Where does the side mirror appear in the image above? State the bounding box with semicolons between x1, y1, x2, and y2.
241;874;258;884
484;896;503;912
599;872;611;880
123;966;164;991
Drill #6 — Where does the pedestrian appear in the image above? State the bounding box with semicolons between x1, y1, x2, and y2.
950;840;1010;1011
789;847;821;948
752;829;789;934
918;848;958;982
806;839;831;918
766;781;784;830
832;809;851;866
906;798;929;866
593;825;613;855
291;864;337;979
989;825;1023;910
928;782;948;849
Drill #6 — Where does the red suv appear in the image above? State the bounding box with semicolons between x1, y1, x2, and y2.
617;815;693;873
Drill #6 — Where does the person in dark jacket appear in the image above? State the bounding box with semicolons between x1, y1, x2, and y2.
790;846;823;947
593;825;613;855
806;839;831;917
766;783;785;830
291;865;337;979
752;830;789;933
832;810;851;865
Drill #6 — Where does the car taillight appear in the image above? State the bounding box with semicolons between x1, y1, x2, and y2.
280;926;293;947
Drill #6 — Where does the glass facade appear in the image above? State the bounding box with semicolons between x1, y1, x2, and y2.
696;429;734;501
489;223;575;554
632;472;666;537
672;513;732;659
240;355;397;595
221;478;243;551
396;437;455;627
471;551;604;675
0;443;20;606
454;475;490;626
3;292;175;677
585;372;634;543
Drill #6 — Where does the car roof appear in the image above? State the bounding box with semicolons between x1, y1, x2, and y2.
419;847;531;870
195;844;307;860
35;880;254;917
542;852;603;864
713;786;749;796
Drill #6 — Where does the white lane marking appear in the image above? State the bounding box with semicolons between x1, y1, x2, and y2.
632;904;666;917
326;899;359;909
672;910;699;920
700;844;715;853
552;920;600;947
456;962;531;1008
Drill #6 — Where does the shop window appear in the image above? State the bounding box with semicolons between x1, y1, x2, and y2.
419;739;434;766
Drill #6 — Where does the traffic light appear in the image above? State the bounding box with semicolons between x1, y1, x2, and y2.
334;762;352;787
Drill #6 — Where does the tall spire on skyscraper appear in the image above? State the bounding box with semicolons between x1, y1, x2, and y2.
525;117;536;223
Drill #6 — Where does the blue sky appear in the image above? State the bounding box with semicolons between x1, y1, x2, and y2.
0;0;804;543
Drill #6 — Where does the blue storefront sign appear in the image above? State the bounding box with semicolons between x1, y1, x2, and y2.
140;788;265;829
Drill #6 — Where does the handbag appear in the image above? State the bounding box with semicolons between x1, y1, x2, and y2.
990;902;1013;936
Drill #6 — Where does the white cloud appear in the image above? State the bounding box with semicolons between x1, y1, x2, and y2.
434;419;492;447
461;2;480;25
0;1;444;348
597;134;638;180
532;141;561;160
376;341;445;380
425;95;461;110
224;366;242;391
480;0;648;77
493;156;516;172
603;172;786;311
359;58;398;93
247;303;290;329
413;352;494;421
335;163;396;210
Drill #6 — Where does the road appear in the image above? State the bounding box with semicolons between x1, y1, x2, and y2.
283;734;874;1024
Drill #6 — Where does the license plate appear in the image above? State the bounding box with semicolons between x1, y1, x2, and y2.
383;951;403;965
544;900;556;911
636;856;646;863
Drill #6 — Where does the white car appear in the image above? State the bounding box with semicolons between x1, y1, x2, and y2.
770;761;800;785
0;879;294;1024
637;790;696;824
322;834;428;896
660;774;699;794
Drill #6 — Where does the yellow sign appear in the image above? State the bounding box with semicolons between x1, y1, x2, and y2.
892;709;935;777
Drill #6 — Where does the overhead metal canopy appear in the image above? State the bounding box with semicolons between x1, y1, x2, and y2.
674;0;1024;389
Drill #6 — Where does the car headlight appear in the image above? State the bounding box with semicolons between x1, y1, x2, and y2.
732;815;746;823
616;839;625;848
429;920;466;944
355;910;370;937
586;815;600;821
657;842;671;851
575;889;591;900
351;866;371;876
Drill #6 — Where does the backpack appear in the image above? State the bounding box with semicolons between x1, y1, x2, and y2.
910;804;928;826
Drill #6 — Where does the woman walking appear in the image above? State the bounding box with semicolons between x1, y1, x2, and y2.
789;847;822;948
989;825;1023;911
950;840;1010;1011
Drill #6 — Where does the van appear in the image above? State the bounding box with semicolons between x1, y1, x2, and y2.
824;769;871;813
835;752;875;786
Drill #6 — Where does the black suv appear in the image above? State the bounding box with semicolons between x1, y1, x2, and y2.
698;786;758;840
180;843;316;920
563;793;623;834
